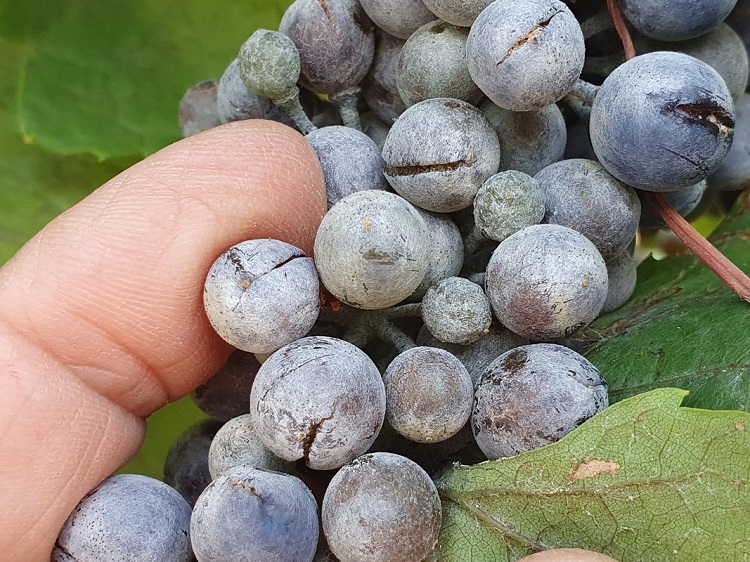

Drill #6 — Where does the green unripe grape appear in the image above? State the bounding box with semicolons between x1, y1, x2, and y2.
239;29;301;102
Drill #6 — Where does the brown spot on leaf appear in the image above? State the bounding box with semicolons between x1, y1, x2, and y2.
735;421;746;431
570;459;621;481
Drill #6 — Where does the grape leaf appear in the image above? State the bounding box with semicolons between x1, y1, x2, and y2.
0;39;132;265
1;0;292;159
570;192;750;411
432;387;750;562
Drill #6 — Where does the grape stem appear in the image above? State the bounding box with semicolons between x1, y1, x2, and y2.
330;87;363;131
650;193;750;302
608;0;750;304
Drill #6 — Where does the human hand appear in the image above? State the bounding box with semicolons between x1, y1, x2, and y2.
0;120;326;560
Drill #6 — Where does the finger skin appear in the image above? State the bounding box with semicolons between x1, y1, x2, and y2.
0;120;327;560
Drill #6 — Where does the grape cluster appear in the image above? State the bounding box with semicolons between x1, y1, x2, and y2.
56;0;750;561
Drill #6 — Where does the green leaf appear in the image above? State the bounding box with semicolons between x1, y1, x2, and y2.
2;0;292;159
0;39;133;265
571;193;750;411
432;388;750;562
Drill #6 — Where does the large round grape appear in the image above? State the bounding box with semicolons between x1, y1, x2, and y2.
467;0;584;111
619;0;737;41
485;224;608;341
249;336;386;470
53;475;192;562
590;51;735;192
314;190;429;309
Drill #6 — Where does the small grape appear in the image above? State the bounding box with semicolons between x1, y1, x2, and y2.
178;80;221;138
472;344;608;459
358;0;435;40
421;0;493;27
422;276;492;344
203;239;320;354
383;346;474;443
314;190;430;310
473;170;546;243
396;20;483;107
485;224;608;340
53;475;192;562
382;98;501;213
305;126;387;208
467;0;585;111
164;419;223;507
239;29;301;101
216;58;272;124
322;452;441;562
191;466;319;562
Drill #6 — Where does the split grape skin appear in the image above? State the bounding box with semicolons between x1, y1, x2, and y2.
472;344;609;460
249;336;386;470
53;475;193;562
382;97;501;213
396;20;483;108
322;452;442;562
590;51;735;192
485;224;609;341
191;466;319;562
203;239;320;354
467;0;585;111
383;346;474;443
305;125;387;208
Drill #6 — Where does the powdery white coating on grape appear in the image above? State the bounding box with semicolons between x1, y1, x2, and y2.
208;414;294;479
619;0;737;41
164;419;222;507
179;80;221;138
638;180;707;229
590;51;735;192
602;250;638;313
383;347;474;443
472;343;608;459
217;58;273;124
192;350;259;422
422;277;492;344
467;0;585;111
409;208;464;300
362;30;407;124
727;1;750;55
382;98;501;212
708;92;750;191
53;475;192;562
314;191;429;309
485;224;608;340
250;336;386;470
416;322;528;387
359;0;435;40
322;452;441;562
191;466;319;562
280;0;375;95
421;0;494;27
637;24;749;102
239;29;301;101
480;99;567;176
305;126;387;208
473;170;546;242
396;21;483;108
534;159;641;261
204;239;320;354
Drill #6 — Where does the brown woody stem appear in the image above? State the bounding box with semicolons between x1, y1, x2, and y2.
607;0;636;60
651;193;750;303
